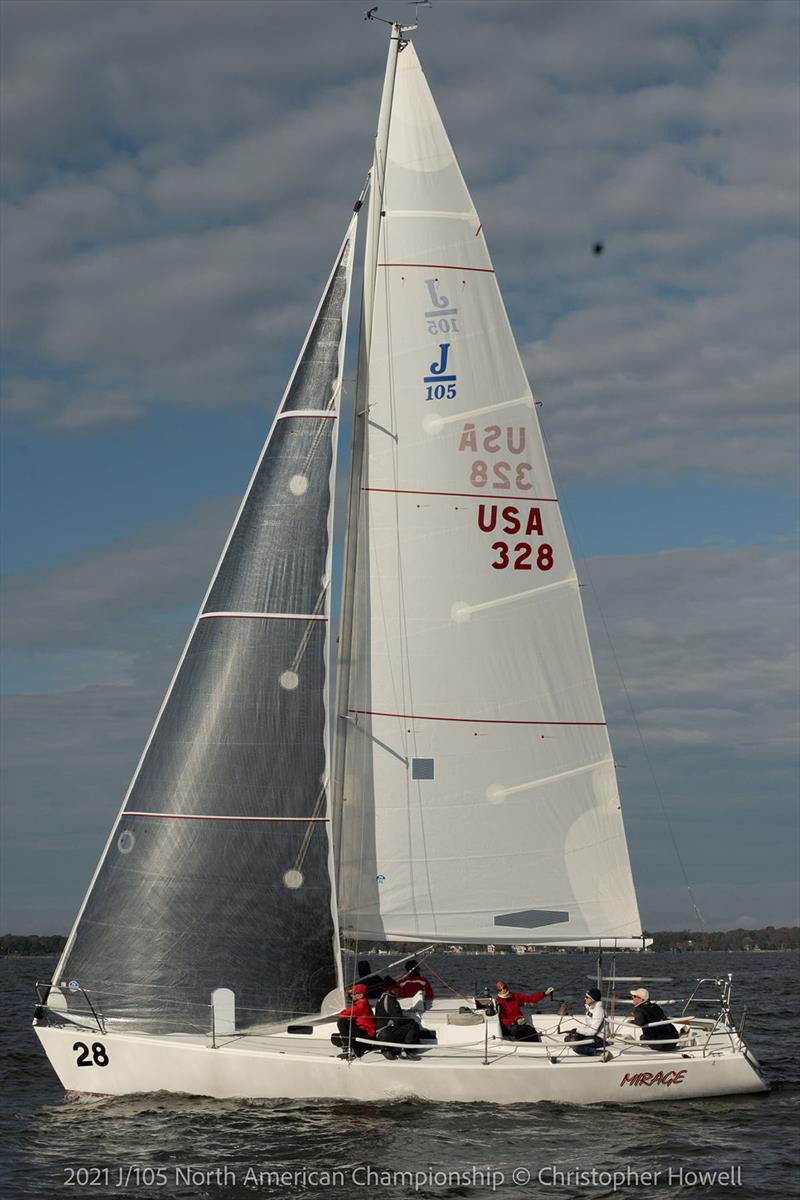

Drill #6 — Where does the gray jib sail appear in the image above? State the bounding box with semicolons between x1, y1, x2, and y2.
52;222;357;1034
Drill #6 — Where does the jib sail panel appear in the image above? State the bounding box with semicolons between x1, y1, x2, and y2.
53;220;357;1030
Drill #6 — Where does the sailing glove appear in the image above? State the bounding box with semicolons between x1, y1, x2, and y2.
544;987;555;997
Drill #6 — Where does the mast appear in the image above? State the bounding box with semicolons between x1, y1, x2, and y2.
332;21;405;886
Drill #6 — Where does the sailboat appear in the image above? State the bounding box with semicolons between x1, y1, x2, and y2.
34;19;767;1105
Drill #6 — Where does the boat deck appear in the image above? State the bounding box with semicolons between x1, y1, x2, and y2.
92;1000;741;1069
37;996;767;1103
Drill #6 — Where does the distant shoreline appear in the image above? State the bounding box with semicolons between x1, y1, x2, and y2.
2;928;798;956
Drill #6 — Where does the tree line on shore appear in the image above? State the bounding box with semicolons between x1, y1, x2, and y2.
2;928;798;957
1;934;66;956
649;926;799;952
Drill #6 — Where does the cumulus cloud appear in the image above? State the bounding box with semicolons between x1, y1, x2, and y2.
582;546;799;927
1;0;797;932
527;236;800;482
1;500;796;930
0;499;233;653
1;0;797;485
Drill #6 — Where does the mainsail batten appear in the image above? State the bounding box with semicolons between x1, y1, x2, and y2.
52;219;358;1031
337;41;643;947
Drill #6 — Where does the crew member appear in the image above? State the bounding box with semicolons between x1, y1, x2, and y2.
374;977;421;1059
561;987;605;1055
356;959;384;999
337;983;376;1057
396;959;434;1007
495;980;555;1042
627;988;679;1051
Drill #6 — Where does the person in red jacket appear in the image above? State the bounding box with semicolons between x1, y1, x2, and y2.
396;959;434;1006
495;979;555;1042
337;983;376;1057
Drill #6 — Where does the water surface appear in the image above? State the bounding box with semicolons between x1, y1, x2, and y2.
2;952;796;1198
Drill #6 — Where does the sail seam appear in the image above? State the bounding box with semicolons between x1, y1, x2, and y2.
276;411;337;420
349;709;606;727
199;612;327;622
384;210;476;220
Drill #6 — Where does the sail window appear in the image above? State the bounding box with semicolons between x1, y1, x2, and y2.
411;758;435;780
494;909;570;928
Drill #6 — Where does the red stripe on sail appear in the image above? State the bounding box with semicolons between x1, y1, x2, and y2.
349;710;606;728
378;263;495;273
363;487;558;503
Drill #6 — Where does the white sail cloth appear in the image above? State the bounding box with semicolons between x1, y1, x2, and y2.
337;42;644;946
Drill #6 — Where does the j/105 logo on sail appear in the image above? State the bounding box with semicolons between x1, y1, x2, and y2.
424;278;459;335
459;423;533;492
424;343;456;401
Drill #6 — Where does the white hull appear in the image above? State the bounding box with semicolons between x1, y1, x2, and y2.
35;1008;768;1106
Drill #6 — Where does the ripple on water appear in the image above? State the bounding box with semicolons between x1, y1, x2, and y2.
3;953;797;1200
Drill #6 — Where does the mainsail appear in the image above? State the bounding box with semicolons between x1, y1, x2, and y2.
52;219;357;1031
337;41;644;946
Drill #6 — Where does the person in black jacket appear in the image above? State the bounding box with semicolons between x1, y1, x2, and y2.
374;978;422;1059
628;988;679;1051
356;959;386;1000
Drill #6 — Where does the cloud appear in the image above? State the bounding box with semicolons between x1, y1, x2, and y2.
0;499;233;654
1;500;796;930
0;0;796;488
526;236;799;483
0;0;797;933
582;545;799;927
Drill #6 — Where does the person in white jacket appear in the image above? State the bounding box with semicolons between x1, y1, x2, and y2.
404;989;427;1025
560;987;605;1056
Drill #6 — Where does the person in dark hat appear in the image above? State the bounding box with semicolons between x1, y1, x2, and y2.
396;959;434;1007
356;958;385;1000
374;977;422;1060
560;987;606;1055
626;988;679;1051
495;980;555;1041
336;983;376;1058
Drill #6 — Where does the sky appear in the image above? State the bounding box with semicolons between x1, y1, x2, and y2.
1;0;798;936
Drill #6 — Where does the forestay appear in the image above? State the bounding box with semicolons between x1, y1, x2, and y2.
51;220;357;1031
337;42;644;946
